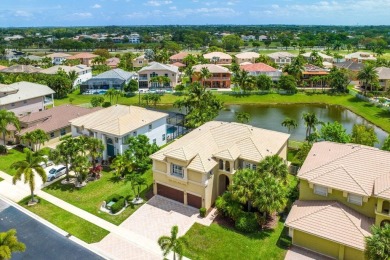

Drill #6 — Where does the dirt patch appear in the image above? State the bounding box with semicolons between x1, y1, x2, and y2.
263;213;279;230
212;214;235;229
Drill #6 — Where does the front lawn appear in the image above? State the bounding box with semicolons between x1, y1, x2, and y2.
44;168;153;225
0;148;25;175
19;197;109;243
183;220;290;260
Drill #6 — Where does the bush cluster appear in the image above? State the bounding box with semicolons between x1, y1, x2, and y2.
235;212;258;233
199;207;206;217
111;198;126;214
106;194;121;203
0;145;7;155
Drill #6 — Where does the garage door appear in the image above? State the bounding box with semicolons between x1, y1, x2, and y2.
187;193;202;209
157;184;184;203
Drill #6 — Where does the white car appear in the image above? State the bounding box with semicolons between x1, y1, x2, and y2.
45;165;67;182
38;156;54;169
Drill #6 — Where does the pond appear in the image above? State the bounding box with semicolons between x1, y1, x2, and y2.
161;103;388;147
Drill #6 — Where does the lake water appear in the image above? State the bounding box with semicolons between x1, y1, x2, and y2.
160;104;389;147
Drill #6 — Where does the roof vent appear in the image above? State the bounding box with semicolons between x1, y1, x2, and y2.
313;154;316;156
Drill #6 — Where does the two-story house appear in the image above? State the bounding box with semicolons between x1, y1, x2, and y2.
192;64;232;89
203;52;232;65
169;52;188;64
70;105;169;160
345;52;376;63
267;52;297;68
67;53;98;66
240;63;282;81
301;64;330;88
375;67;390;92
40;65;92;87
138;62;179;89
150;121;289;209
235;52;260;64
132;55;148;68
45;52;72;65
286;142;390;260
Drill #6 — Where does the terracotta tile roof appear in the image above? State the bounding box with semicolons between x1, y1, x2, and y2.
171;62;186;67
151;121;289;172
170;52;188;60
106;57;120;67
67;53;98;59
19;105;101;135
192;64;231;74
298;142;390;197
286;200;373;250
240;62;277;72
0;65;8;70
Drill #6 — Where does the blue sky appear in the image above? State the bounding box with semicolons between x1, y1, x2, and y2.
0;0;390;27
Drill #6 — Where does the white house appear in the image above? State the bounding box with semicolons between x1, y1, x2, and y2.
40;65;92;87
45;53;72;65
70;105;169;159
129;33;141;43
241;35;256;42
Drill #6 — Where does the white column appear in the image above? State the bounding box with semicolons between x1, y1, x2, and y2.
101;134;107;160
118;137;123;155
51;93;54;107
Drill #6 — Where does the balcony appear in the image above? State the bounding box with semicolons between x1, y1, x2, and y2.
138;77;148;81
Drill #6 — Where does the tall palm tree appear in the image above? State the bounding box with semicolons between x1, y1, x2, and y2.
67;70;78;86
230;168;259;211
257;155;289;180
0;110;20;146
158;225;187;260
357;65;379;93
235;112;251;124
11;148;47;203
233;70;254;93
111;154;132;179
199;67;212;87
84;137;104;169
281;117;298;133
302;112;321;140
22;129;49;152
365;223;390;260
104;88;116;103
184;66;195;83
0;229;26;259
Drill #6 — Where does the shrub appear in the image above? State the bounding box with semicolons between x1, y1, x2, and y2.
199;207;206;218
102;101;111;108
0;145;7;155
235;212;259;233
111;197;126;214
106;194;121;203
215;193;243;220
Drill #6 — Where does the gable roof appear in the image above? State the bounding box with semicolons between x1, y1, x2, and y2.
286;200;373;250
203;52;232;60
45;53;72;58
69;105;168;137
240;62;277;72
302;52;333;60
40;65;91;75
345;52;376;60
192;64;231;74
0;82;55;106
298;141;390;197
151;121;289;172
374;173;390;200
375;67;390;80
1;65;42;73
302;64;330;75
267;52;296;59
138;62;179;73
334;61;364;71
170;52;188;60
93;68;136;81
235;52;260;59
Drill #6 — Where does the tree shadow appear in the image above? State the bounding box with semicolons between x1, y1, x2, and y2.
276;225;292;250
44;180;76;193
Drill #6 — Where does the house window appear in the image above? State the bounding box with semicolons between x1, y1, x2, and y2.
171;164;184;178
162;134;166;141
60;128;66;136
133;131;137;136
219;159;224;170
348;194;363;206
153;138;156;144
314;185;328;197
243;161;256;170
148;124;152;131
225;161;231;172
50;132;55;138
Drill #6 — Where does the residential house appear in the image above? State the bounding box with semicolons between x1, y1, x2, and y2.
106;57;120;69
80;68;137;94
235;52;260;64
67;53;98;66
0;82;54;116
240;63;281;81
345;51;376;63
302;52;334;63
192;64;232;89
132;55;148;68
267;52;296;67
375;67;390;91
203;52;232;65
150;121;289;209
138;62;179;89
70;105;168;159
285;142;390;260
1;65;42;74
258;35;268;41
241;35;256;42
333;60;364;80
301;64;330;88
169;52;188;64
40;65;92;87
18;105;101;149
45;53;72;65
128;33;141;43
4;50;25;61
4;35;24;41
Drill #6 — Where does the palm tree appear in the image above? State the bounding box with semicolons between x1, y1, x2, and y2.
11;148;47;203
357;65;379;93
149;76;171;88
22;129;49;151
104;88;116;103
67;70;78;86
257;155;288;180
0;110;20;146
84;137;104;169
281;117;298;133
302;112;321;140
113;89;123;104
111;154;132;179
230;168;259;211
235;112;251;124
0;229;26;259
129;174;147;200
365;223;390;260
157;225;187;260
233;70;254;93
199;67;212;87
184;66;195;84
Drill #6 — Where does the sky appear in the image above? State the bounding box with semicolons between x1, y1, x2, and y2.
1;0;390;27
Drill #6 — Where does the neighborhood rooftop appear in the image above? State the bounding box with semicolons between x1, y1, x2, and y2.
0;82;55;105
138;62;179;73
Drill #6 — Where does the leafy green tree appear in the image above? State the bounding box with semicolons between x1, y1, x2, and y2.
104;88;116;103
222;35;242;52
70;154;90;186
235;112;251;124
365;224;390;260
90;96;105;107
129;173;147;200
319;122;351;143
149;93;162;108
11;148;47;203
232;70;255;93
357;64;379;93
199;67;212;87
230;168;258;212
350;124;378;146
281;117;298;133
382;135;390;151
124;135;159;172
255;74;273;91
111;154;133;179
302;112;321;140
125;79;138;93
279;75;297;94
309;51;324;67
158;225;187;260
293;143;312;166
257;155;289;180
329;67;350;93
0;110;20;147
67;70;78;86
83;136;104;169
21;129;49;151
0;229;26;260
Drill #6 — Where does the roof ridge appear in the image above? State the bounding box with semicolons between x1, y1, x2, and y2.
375;172;390;194
248;135;263;159
289;201;338;224
339;165;370;196
337;202;368;238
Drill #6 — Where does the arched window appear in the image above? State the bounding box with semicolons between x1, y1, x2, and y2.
225;161;230;172
219;159;223;170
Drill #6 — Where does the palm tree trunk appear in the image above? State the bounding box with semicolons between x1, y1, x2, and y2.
2;130;6;145
31;190;34;202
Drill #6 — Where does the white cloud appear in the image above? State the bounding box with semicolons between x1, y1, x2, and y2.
169;6;177;10
92;4;101;9
14;10;32;17
145;0;172;6
69;12;93;19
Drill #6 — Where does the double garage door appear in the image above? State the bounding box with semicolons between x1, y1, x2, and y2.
157;184;202;209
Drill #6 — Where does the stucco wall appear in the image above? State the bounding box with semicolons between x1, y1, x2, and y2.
1;97;45;116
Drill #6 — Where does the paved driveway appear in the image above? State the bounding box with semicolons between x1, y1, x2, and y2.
285;246;333;260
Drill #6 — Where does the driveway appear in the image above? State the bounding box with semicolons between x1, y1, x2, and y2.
285;246;334;260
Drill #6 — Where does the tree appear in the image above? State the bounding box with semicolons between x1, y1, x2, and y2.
125;79;138;93
255;74;273;91
350;124;378;147
70;154;90;186
0;110;20;147
111;154;132;179
279;75;297;94
235;112;250;124
382;135;390;151
158;225;187;260
11;148;47;203
365;224;390;260
90;96;105;107
67;70;78;86
21;129;49;151
309;51;324;67
294;143;312;166
257;155;288;180
357;65;379;93
230;168;258;211
281;38;291;50
149;93;161;108
302;112;321;140
149;76;171;88
0;229;26;260
222;35;242;52
328;67;350;93
144;49;155;61
83;136;104;169
93;48;110;58
124;135;159;172
320;121;351;143
281;117;298;133
129;173;147;200
232;70;255;93
104;88;116;103
199;67;212;87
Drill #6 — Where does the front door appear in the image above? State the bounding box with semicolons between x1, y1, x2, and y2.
106;138;115;157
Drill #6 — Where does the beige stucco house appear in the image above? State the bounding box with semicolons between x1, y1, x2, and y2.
235;52;260;64
150;121;289;209
286;142;390;260
203;52;232;65
138;62;179;89
132;54;148;68
375;66;390;91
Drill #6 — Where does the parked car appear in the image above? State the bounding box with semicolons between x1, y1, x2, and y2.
38;155;54;169
46;165;66;182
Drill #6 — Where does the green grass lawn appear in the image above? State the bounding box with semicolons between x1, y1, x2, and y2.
19;197;109;243
183;220;290;260
44;168;153;225
0;148;25;176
